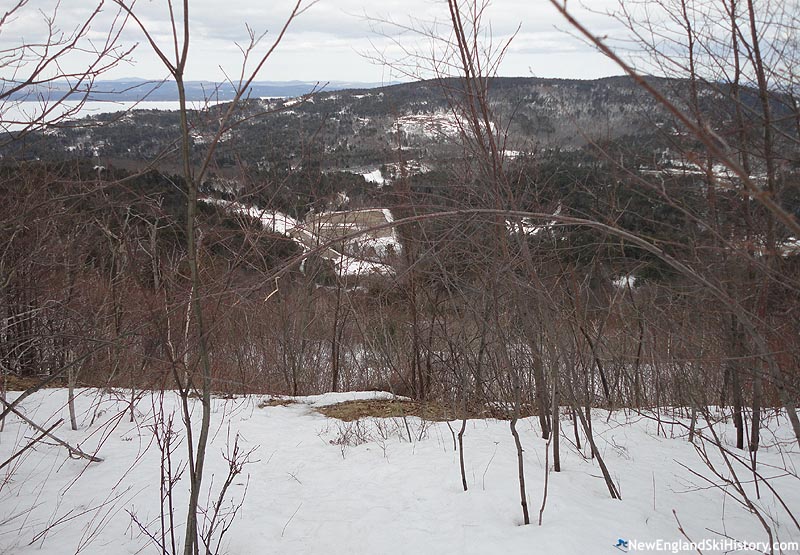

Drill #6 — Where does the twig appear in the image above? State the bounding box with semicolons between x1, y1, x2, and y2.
0;397;102;463
0;419;62;471
673;509;703;555
281;503;302;538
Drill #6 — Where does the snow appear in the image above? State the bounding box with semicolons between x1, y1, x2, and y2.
781;237;800;257
612;275;637;289
205;199;397;278
310;208;401;262
277;390;408;408
283;97;307;108
348;211;401;260
335;255;394;277
371;160;431;181
393;111;499;141
361;168;384;185
2;389;798;555
355;236;399;257
507;205;562;237
201;198;300;236
395;112;463;139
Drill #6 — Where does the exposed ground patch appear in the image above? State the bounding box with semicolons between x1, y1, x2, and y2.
315;398;534;421
3;375;65;391
257;398;297;408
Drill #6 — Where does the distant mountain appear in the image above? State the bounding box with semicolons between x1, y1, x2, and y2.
3;75;785;179
2;79;403;102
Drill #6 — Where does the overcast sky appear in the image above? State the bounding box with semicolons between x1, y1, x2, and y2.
1;1;629;84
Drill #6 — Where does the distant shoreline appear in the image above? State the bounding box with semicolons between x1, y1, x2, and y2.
1;79;401;103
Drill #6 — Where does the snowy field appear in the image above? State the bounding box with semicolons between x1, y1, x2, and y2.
1;389;798;554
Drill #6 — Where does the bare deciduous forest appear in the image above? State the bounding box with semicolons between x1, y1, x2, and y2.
1;0;799;554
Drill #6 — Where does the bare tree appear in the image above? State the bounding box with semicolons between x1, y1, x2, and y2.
113;1;310;552
0;1;133;139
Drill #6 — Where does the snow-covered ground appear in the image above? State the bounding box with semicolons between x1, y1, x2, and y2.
201;199;397;277
333;208;401;259
352;160;431;186
395;112;463;139
202;198;301;236
2;389;798;554
360;168;385;186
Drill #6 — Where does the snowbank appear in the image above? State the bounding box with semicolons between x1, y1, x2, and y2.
263;390;409;408
2;389;798;554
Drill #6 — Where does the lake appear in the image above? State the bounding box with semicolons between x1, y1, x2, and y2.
1;100;224;131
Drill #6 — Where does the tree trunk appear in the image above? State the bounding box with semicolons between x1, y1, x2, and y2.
552;375;560;472
572;407;581;451
68;364;78;431
750;372;761;453
532;348;550;439
331;280;342;393
458;417;468;491
573;399;620;499
510;414;530;524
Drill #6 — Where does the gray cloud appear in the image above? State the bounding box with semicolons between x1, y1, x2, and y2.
0;0;630;83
